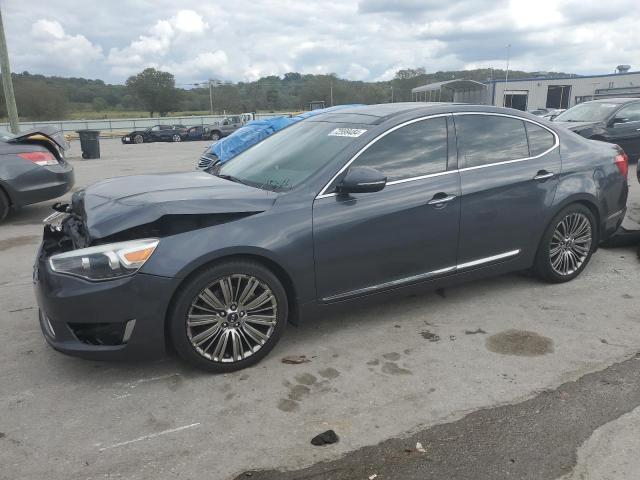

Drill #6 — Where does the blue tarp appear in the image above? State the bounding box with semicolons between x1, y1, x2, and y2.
209;104;362;164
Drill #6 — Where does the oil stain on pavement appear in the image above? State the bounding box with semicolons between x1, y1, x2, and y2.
0;235;40;252
240;352;640;480
486;329;554;356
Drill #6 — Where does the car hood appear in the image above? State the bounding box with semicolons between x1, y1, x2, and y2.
71;171;277;240
553;120;604;131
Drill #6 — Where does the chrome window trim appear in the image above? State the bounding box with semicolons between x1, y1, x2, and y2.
315;111;560;200
321;249;521;302
316;113;452;199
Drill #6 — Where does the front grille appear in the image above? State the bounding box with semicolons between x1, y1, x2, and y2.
198;156;214;169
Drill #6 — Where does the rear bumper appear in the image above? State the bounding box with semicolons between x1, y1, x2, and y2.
34;245;180;361
11;162;74;207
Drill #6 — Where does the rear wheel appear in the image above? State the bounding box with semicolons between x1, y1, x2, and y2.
172;134;181;142
169;260;288;373
0;188;10;223
533;204;596;283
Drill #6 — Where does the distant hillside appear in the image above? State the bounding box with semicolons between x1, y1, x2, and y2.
0;68;577;121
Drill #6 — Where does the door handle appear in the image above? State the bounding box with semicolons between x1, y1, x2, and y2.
428;193;457;206
534;170;554;180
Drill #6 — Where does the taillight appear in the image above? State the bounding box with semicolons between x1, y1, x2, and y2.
614;151;628;178
18;151;58;166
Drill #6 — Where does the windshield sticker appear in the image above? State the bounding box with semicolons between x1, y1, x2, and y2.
328;128;367;138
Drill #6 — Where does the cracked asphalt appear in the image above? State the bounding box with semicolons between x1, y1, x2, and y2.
1;139;639;480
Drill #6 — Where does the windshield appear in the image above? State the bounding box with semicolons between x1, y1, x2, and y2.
218;121;366;191
555;102;619;122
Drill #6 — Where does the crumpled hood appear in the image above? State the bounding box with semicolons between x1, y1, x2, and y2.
72;171;277;239
554;120;604;132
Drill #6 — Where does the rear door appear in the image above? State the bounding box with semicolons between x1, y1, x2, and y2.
454;113;560;268
606;103;640;159
313;115;461;302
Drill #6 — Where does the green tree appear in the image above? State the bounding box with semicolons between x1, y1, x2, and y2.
92;97;108;112
125;68;177;117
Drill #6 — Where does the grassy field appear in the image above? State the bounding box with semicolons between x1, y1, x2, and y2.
64;110;214;120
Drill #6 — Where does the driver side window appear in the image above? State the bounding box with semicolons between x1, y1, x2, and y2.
150;125;160;131
350;117;448;182
615;104;640;123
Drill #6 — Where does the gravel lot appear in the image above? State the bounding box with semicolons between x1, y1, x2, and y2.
1;138;640;480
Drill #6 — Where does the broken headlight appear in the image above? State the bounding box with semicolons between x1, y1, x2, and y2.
49;239;159;281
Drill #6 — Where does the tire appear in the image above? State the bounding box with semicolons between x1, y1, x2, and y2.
169;260;288;373
210;132;221;141
533;204;596;283
172;134;181;142
0;188;10;223
133;134;144;144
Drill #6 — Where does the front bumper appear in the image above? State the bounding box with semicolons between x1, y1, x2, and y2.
34;244;181;361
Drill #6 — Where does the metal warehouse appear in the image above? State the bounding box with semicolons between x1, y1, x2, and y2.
412;70;640;111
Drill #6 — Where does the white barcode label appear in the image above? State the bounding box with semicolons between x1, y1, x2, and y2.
328;128;367;138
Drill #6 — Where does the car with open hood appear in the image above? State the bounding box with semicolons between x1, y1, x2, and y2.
34;103;628;372
553;98;640;160
0;126;74;223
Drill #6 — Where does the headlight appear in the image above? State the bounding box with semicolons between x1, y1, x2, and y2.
49;239;159;281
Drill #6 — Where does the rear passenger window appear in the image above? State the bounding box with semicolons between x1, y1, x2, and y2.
455;115;529;167
352;117;448;182
526;122;555;156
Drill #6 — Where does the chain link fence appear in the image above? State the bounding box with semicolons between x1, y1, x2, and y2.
0;113;293;137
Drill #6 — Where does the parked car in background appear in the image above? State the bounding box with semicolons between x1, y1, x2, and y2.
528;108;549;116
554;98;640;160
185;125;217;141
0;127;74;223
541;109;565;120
198;105;361;170
35;103;627;372
209;113;255;141
121;124;188;144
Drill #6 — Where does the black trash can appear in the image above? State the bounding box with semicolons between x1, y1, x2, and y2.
77;130;101;159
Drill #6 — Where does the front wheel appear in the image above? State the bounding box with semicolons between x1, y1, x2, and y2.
533;204;596;283
133;134;144;144
210;132;221;141
169;260;288;373
172;134;182;142
0;189;9;223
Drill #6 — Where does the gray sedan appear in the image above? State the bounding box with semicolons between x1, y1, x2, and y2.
0;127;74;222
34;103;627;372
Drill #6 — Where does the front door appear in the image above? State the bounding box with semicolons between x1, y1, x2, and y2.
313;115;460;302
607;103;640;159
454;113;560;267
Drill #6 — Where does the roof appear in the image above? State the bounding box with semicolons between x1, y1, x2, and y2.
412;79;487;94
488;71;640;84
587;97;640;104
306;102;448;124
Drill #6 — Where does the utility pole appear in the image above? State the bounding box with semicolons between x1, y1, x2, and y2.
391;85;394;103
503;44;511;107
0;6;19;133
330;80;333;107
208;80;213;114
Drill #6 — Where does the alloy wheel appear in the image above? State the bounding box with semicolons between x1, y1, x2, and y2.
549;212;592;276
134;135;143;144
172;134;181;142
186;274;278;363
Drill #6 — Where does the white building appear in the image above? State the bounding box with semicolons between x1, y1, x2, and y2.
411;71;640;111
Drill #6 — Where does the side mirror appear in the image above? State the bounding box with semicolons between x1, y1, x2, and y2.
611;117;629;126
336;166;387;195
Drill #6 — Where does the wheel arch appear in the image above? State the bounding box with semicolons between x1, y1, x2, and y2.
164;251;300;354
551;194;602;244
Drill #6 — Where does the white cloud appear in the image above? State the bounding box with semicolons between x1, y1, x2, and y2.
27;19;102;71
3;0;640;83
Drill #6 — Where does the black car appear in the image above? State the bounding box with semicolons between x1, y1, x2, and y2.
554;98;640;160
35;103;628;372
121;124;188;144
0;127;74;222
185;125;216;141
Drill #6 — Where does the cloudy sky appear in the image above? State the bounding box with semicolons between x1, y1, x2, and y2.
3;0;639;84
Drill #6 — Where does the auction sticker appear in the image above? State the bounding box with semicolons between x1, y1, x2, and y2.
328;128;367;138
